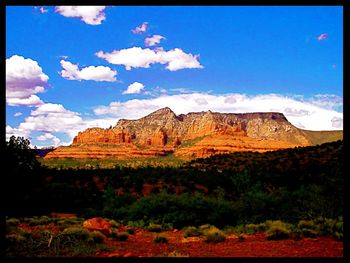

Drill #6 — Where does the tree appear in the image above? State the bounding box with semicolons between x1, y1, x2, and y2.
5;136;42;215
5;136;40;171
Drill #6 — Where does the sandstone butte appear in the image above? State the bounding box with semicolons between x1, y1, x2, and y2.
44;107;342;160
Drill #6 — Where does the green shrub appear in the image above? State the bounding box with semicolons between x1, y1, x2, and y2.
6;234;27;246
231;224;245;234
153;234;168;243
183;226;201;238
19;230;33;239
266;226;291;240
203;227;226;243
298;220;317;230
105;219;120;228
146;223;162;232
61;227;90;241
6;218;20;226
334;232;343;240
167;251;189;257
198;224;213;233
125;227;135;235
111;231;129;241
301;228;318;238
127;220;145;228
238;234;245;241
290;225;303;240
89;231;106;243
57;218;83;230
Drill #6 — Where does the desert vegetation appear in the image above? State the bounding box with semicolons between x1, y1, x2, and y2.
4;136;343;257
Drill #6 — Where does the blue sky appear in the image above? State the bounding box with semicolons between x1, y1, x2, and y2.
6;6;343;147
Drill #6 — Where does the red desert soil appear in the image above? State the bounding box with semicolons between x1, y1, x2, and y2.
95;228;343;258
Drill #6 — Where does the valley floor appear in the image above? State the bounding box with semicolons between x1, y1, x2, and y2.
96;228;343;257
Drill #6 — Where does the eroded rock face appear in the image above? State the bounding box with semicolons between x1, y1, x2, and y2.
45;108;313;159
73;128;132;144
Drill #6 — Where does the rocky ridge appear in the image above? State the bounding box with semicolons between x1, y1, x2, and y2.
44;107;334;159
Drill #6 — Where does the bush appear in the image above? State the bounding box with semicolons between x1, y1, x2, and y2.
6;218;20;226
125;227;135;235
199;224;213;233
301;228;318;238
154;234;168;243
105;219;120;228
167;251;189;257
146;223;162;232
266;226;291;240
6;234;27;246
265;220;291;240
203;227;226;243
89;231;106;243
183;226;201;238
298;220;317;230
111;231;129;241
61;227;90;241
57;217;83;230
127;220;145;228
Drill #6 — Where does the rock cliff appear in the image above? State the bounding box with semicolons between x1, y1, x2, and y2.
45;107;326;159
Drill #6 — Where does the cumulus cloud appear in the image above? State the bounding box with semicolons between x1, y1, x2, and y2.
331;117;343;129
132;22;148;34
6;55;48;106
195;98;208;105
55;6;107;25
122;82;145;94
14;112;22;117
96;47;203;71
93;92;343;131
37;133;55;141
37;133;62;147
7;103;118;146
317;33;328;41
308;94;343;111
60;60;117;82
6;125;31;141
145;35;165;46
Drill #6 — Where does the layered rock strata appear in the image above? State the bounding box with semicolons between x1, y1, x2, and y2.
45;108;315;159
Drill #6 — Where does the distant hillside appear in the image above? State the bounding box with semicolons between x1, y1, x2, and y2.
300;130;343;145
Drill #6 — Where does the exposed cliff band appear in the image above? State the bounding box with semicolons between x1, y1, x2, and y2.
45;107;342;159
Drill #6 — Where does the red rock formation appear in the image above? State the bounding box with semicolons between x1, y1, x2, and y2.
73;128;132;144
83;217;112;236
45;108;320;160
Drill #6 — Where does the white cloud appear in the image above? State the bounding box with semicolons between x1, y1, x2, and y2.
6;55;48;106
93;92;343;131
308;94;343;111
132;22;148;34
145;35;165;46
331;117;343;129
40;7;48;13
158;48;203;71
195;98;208;105
37;133;55;141
7;102;118;146
122;82;145;94
6;125;31;141
14;112;22;117
96;46;203;71
7;95;44;107
317;33;328;41
60;60;117;82
37;133;62;147
55;6;107;25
